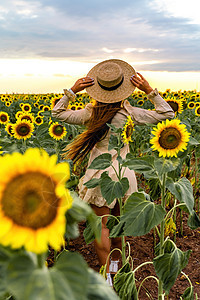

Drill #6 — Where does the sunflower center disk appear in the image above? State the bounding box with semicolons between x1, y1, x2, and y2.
1;115;7;122
2;172;59;229
17;124;30;136
126;125;134;138
167;101;178;112
53;125;63;136
158;127;181;149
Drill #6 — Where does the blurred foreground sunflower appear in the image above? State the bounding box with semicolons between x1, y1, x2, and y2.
49;122;67;140
121;116;135;144
150;119;190;157
12;120;34;140
0;148;73;253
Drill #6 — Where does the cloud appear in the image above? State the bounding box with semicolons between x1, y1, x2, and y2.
0;0;199;71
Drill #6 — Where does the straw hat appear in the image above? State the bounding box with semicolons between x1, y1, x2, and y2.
86;59;136;103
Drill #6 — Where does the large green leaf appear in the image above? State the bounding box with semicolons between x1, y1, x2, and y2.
154;157;180;177
54;251;89;300
187;211;200;230
86;269;119;300
121;192;165;236
0;246;12;299
153;241;191;295
100;173;129;205
123;155;155;172
88;153;112;170
166;177;194;214
84;178;101;189
83;215;102;244
6;251;89;300
113;262;138;300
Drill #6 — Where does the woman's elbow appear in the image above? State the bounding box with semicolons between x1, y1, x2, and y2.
166;111;175;119
51;110;57;118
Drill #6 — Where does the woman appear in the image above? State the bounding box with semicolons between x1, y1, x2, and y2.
52;59;174;285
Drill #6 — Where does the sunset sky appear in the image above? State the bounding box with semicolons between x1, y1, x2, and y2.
0;0;200;93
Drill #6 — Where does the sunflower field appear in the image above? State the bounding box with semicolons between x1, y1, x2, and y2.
0;89;200;299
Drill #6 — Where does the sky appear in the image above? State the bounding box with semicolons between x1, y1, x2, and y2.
0;0;200;93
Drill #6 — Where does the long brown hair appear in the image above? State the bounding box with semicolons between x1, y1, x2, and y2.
61;100;122;163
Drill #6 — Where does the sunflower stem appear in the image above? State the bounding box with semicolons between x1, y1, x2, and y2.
158;172;166;299
22;138;27;153
37;253;45;268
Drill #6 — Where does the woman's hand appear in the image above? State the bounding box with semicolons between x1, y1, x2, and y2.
130;72;153;95
70;77;95;94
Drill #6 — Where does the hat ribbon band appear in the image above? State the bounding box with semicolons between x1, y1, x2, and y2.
97;76;124;91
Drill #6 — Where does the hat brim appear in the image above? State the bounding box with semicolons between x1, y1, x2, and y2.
86;59;136;103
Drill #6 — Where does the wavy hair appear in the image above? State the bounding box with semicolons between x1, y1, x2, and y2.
61;101;122;163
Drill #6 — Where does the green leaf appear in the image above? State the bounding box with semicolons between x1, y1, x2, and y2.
153;241;191;295
87;269;119;300
113;262;138;300
187;211;200;230
100;173;129;205
166;177;194;214
107;123;122;133
88;153;112;170
123;155;155;172
154;157;180;177
65;192;101;241
181;286;194;300
109;219;126;238
54;251;89;300
108;134;119;151
121;192;165;236
188;137;200;146
84;178;101;189
106;216;120;231
6;251;89;300
83;215;102;244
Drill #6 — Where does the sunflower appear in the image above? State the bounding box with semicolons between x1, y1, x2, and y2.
15;111;24;119
34;102;39;108
165;98;183;114
0;112;10;124
150;119;190;158
188;101;195;109
121;116;135;144
5;102;11;107
35;116;44;125
50;97;61;110
49;122;67;140
195;106;200;116
19;112;35;123
0;148;73;253
12;120;34;140
137;99;144;106
5;123;14;136
42;105;50;112
22;103;32;112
